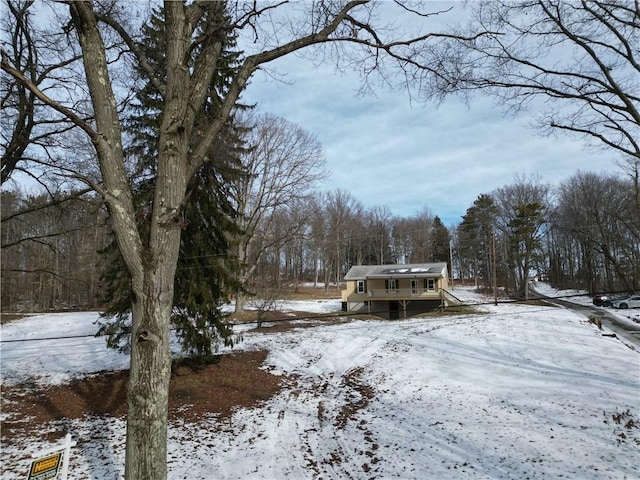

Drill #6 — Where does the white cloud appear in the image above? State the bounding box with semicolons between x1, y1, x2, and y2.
242;18;617;226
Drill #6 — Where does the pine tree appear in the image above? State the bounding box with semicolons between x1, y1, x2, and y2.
457;194;498;288
430;216;451;265
98;6;247;359
507;202;545;298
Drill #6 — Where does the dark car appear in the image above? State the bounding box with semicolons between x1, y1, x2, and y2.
593;294;612;307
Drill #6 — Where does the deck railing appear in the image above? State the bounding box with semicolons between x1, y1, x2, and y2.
367;288;438;298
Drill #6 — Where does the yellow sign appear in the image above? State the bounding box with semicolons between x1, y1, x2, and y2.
27;451;62;480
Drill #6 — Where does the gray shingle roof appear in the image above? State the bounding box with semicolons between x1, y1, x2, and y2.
343;262;447;280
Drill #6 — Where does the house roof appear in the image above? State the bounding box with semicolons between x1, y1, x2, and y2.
344;262;448;280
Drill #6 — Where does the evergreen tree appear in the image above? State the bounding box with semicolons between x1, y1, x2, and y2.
430;215;451;266
98;6;247;358
457;194;498;288
507;202;546;298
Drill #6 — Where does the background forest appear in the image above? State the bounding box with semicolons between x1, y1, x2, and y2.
2;164;638;313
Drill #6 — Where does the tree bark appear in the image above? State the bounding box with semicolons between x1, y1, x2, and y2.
123;4;193;477
125;263;175;480
69;4;181;479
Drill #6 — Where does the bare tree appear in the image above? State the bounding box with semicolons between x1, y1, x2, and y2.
390;208;434;264
230;113;326;312
363;205;393;264
1;0;37;184
430;1;639;156
0;1;104;187
415;1;639;296
279;198;313;291
1;2;490;478
553;171;639;293
324;188;365;289
306;193;331;288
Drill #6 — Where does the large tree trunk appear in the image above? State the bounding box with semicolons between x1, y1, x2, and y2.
234;288;247;313
125;244;178;479
123;118;188;479
70;5;170;476
123;1;193;469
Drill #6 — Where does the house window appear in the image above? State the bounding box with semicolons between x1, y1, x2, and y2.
424;278;435;292
411;279;418;295
357;280;366;294
386;279;398;292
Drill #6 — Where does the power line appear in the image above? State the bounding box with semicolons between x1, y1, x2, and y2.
1;290;625;348
1;331;104;344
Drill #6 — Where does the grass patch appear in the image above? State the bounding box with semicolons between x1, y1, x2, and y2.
588;315;603;330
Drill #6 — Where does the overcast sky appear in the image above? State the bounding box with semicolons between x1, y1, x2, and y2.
5;2;615;228
241;4;613;227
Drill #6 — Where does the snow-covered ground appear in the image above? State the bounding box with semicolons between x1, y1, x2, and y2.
1;286;639;479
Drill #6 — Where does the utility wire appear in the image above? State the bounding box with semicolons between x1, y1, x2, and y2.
1;289;631;347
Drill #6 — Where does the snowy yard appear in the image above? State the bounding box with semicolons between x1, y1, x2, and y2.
1;286;639;479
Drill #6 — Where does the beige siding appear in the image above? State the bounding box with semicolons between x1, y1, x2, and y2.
343;276;447;303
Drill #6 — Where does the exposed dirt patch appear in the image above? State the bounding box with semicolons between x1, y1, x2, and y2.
226;308;345;326
334;367;375;430
0;313;27;325
169;350;284;420
1;290;344;449
276;286;344;300
1;350;286;445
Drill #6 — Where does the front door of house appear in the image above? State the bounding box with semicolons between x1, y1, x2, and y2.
411;279;418;295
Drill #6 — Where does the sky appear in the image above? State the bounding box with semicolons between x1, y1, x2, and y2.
241;3;613;227
2;285;639;479
2;1;616;228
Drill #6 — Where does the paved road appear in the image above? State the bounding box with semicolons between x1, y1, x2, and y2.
530;286;640;351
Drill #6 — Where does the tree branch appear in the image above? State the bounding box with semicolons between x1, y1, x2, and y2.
1;187;93;223
95;12;166;97
1;49;99;142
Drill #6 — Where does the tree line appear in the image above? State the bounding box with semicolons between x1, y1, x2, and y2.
0;178;450;313
4;166;637;314
456;173;639;299
1;189;107;311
